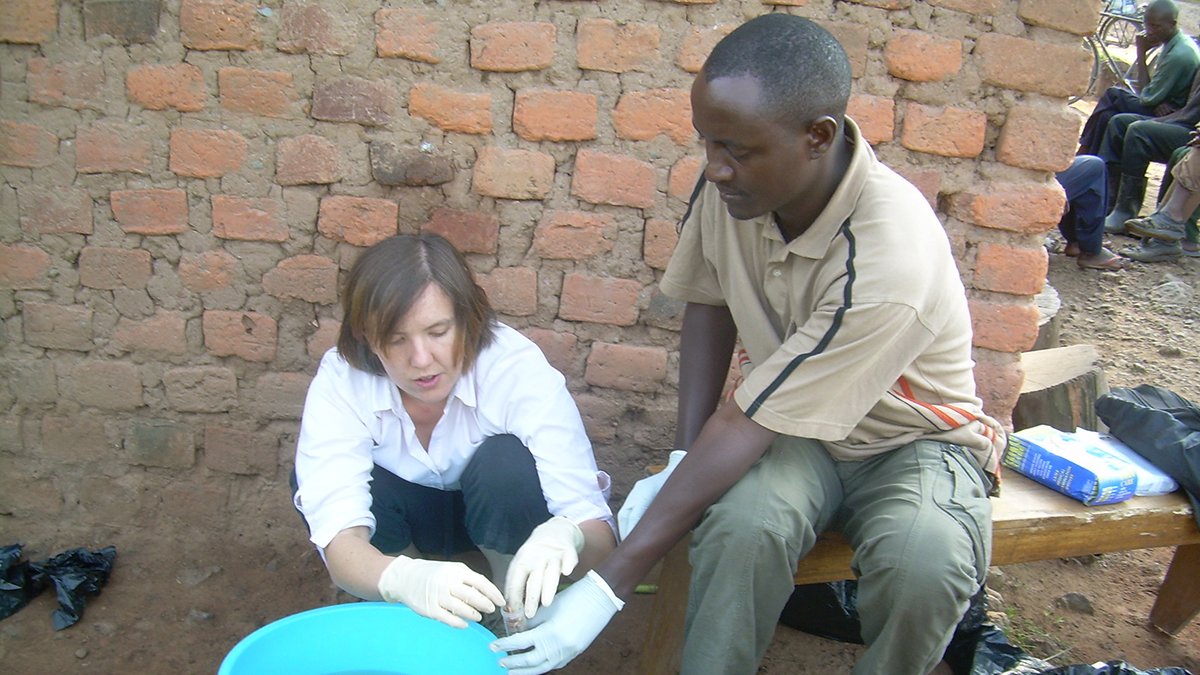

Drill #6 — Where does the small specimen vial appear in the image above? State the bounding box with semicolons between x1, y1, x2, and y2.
501;605;527;636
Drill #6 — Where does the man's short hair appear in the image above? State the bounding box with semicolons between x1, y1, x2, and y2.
1146;0;1179;23
337;233;496;377
703;14;852;129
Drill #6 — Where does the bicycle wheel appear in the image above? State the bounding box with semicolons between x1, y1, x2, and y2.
1069;37;1102;104
1100;14;1141;50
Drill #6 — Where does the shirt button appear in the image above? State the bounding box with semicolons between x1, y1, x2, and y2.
772;269;782;277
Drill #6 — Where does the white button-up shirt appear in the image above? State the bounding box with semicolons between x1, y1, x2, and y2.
294;322;613;549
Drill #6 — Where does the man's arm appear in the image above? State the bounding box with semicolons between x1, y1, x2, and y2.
1155;69;1200;124
596;301;775;599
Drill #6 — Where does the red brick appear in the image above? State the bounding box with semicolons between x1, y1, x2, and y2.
369;141;453;187
996;105;1081;172
0;0;57;44
422;207;500;254
409;83;492;135
574;392;619;443
82;0;160;43
900;103;987;159
816;21;869;78
126;420;194;468
163;366;238;413
523;327;578;378
676;24;735;73
126;63;206;112
668;155;704;202
250;372;310;419
76;122;151;173
885;30;962;82
169;128;247;177
277;2;350;55
204;426;275;474
1018;0;1097;35
470;22;555;72
847;94;895;145
472;147;555;200
584;342;667;393
311;77;395;126
0;243;51;289
18;186;92;235
27;58;104;110
113;311;189;356
212;195;287;242
894;167;941;210
948;181;1065;234
973;242;1048;296
1;120;57;168
262;255;339;304
317;195;398;246
79;247;153;290
559;273;642;326
111;188;189;235
644;218;679;270
69;360;143;410
23;302;93;351
968;297;1040;353
576;18;660;73
533;211;614;260
307;318;340;360
203;310;277;362
277;134;343;185
375;8;441;63
40;415;109;462
928;0;1001;11
180;0;260;50
218;67;298;118
972;348;1022;429
571;150;657;209
613;88;693;145
180;250;238;292
478;267;538;316
514;89;597;142
976;33;1091;99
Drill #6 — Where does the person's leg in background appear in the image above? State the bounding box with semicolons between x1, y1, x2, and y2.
1106;119;1194;232
839;442;992;675
1079;87;1156;156
1099;112;1152;212
1124;142;1200;261
1056;155;1125;269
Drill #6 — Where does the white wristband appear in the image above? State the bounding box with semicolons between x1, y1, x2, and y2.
586;569;625;611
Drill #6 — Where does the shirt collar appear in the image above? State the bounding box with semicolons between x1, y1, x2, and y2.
784;117;873;259
366;363;480;418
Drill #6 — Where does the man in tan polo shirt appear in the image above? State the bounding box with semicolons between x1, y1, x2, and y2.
492;14;1006;675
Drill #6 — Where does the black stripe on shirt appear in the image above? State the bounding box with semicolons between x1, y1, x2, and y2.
745;218;856;418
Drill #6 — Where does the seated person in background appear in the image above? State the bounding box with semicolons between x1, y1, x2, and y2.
1055;155;1127;269
292;234;616;631
1120;132;1200;261
1078;0;1199;156
1099;66;1200;231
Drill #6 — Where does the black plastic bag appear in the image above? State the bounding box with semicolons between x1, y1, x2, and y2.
1095;384;1200;527
1037;662;1192;675
0;543;117;630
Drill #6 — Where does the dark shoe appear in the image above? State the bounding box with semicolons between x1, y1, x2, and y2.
1119;238;1182;262
1125;213;1186;241
1104;174;1147;234
1181;239;1200;257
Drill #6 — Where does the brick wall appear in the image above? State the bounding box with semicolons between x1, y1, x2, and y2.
0;0;1089;548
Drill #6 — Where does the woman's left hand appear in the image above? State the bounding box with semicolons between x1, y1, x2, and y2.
505;517;584;618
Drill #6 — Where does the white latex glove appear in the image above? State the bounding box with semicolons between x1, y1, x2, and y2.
617;449;687;541
505;516;585;619
377;555;505;629
490;570;623;674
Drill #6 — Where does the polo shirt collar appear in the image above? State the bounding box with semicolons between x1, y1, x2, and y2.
779;117;872;259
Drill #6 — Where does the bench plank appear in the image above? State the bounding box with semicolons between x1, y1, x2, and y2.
638;472;1200;674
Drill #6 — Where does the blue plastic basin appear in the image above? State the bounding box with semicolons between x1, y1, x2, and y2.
218;602;505;674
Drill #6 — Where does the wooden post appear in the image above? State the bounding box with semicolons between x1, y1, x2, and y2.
1013;344;1109;432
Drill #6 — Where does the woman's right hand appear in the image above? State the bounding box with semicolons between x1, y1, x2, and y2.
377;555;505;629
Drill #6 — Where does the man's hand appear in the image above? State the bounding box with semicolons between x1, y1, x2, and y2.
505;516;585;619
617;450;687;541
1188;129;1200;147
491;570;623;674
377;555;504;629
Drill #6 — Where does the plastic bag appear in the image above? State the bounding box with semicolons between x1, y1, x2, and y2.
0;543;118;630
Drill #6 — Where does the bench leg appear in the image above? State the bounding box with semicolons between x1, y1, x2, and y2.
639;535;691;675
1150;543;1200;635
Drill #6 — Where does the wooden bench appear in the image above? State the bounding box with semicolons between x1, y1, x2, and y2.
638;472;1200;674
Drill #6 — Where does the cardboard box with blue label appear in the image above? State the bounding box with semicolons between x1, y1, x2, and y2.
1004;425;1138;506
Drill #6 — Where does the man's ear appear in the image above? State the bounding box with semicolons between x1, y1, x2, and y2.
806;115;840;159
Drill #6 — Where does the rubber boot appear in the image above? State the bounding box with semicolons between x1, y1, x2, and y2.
1104;175;1146;234
1119;237;1182;262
